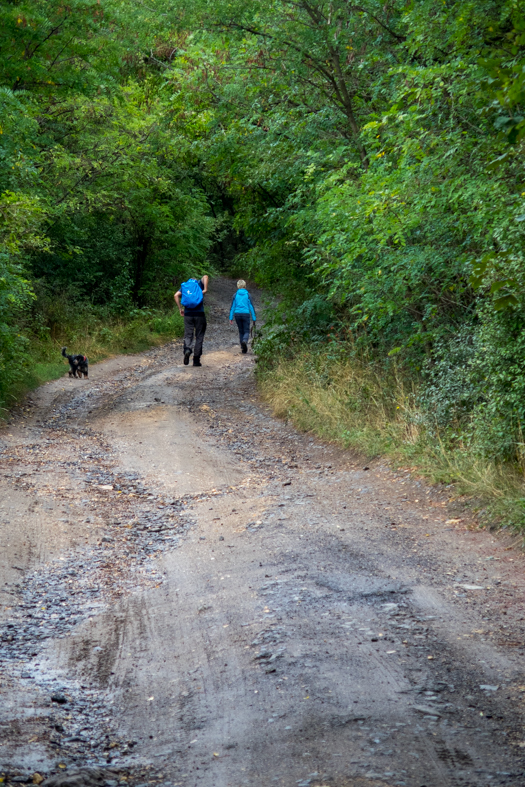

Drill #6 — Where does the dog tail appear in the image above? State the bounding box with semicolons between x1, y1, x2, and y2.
61;347;67;358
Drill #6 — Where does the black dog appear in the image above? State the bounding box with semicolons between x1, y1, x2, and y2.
62;347;89;378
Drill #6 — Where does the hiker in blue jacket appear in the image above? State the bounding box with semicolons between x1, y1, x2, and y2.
229;279;256;354
174;275;209;366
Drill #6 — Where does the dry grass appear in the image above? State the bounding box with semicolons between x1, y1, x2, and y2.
260;351;418;453
258;349;525;533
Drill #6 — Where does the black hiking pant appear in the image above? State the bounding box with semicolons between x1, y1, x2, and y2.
183;313;207;360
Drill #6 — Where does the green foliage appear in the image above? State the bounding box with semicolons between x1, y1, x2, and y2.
0;253;32;408
0;0;215;408
478;4;525;145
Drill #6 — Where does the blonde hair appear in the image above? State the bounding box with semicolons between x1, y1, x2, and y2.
237;279;246;289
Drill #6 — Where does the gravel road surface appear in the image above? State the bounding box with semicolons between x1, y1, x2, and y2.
1;278;525;787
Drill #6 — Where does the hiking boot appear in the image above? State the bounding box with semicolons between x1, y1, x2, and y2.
241;341;248;354
193;358;202;367
183;350;191;365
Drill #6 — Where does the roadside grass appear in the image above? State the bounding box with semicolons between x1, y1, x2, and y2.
258;348;525;534
2;308;184;411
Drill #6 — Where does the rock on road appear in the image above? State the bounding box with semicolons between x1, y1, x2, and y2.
1;278;525;787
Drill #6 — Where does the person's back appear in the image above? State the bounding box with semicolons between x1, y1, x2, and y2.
232;288;249;311
229;280;256;353
175;275;209;366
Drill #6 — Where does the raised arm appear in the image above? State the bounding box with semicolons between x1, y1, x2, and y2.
201;275;209;294
174;290;183;316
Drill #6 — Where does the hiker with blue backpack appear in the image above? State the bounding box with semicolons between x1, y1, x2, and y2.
229;279;256;354
174;275;209;366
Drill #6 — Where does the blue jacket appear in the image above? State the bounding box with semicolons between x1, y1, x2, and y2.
229;288;256;321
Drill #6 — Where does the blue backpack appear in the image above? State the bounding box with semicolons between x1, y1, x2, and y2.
180;279;203;309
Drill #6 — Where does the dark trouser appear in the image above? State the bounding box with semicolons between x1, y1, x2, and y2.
184;313;207;359
234;313;251;344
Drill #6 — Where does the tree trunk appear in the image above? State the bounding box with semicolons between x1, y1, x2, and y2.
132;232;152;306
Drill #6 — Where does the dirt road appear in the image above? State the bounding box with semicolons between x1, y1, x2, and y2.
1;278;525;787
